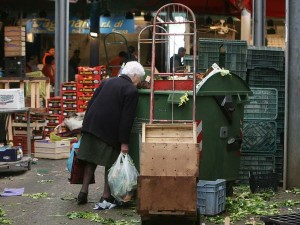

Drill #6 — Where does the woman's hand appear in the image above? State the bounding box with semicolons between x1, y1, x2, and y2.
121;143;129;154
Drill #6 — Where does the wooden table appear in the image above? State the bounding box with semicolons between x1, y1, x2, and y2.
0;77;50;108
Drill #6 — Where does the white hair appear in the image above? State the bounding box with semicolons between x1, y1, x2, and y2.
122;61;145;78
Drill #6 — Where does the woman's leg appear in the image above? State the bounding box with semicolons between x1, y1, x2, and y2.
102;167;111;198
80;162;97;193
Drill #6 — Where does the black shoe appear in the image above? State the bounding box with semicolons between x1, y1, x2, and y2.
77;192;88;205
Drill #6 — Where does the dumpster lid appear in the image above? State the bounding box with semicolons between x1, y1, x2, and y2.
196;64;252;96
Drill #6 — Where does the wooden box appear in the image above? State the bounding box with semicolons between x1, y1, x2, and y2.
34;140;70;159
137;176;197;216
141;123;199;176
140;143;199;176
142;123;197;144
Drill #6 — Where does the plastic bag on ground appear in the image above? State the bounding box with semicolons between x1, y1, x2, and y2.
108;153;139;203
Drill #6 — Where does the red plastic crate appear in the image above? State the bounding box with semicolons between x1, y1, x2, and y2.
61;82;77;92
77;92;93;101
76;74;101;85
45;114;63;125
78;66;102;75
62;92;77;100
47;97;62;108
13;135;35;155
61;100;77;109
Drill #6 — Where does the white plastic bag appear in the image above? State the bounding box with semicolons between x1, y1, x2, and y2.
108;153;139;202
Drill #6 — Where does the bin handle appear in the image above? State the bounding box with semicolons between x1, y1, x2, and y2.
236;93;250;104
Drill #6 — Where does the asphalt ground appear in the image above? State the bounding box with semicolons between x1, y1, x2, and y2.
0;159;141;225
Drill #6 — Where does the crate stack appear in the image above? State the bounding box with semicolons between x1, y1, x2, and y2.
198;38;247;80
12;112;46;155
240;88;278;186
246;46;285;181
4;26;26;77
61;82;78;117
45;97;62;137
76;66;103;112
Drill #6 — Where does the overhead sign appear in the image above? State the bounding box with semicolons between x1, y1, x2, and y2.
26;18;90;34
100;16;134;34
26;17;135;34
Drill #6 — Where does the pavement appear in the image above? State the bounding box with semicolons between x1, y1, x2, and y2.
0;158;141;225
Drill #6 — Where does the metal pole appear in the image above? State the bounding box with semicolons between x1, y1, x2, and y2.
252;0;266;46
55;0;69;96
285;0;300;188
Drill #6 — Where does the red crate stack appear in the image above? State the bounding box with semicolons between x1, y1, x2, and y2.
61;82;77;117
44;114;63;138
76;66;103;112
47;97;62;115
12;112;46;154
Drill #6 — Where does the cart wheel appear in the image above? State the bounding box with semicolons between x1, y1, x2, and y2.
195;208;201;225
27;161;31;170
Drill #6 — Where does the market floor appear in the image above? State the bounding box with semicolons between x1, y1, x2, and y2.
0;158;141;225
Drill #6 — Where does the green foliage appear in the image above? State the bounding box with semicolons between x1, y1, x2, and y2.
67;211;140;224
0;208;13;224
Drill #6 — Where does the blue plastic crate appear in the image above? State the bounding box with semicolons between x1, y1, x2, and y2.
244;88;278;120
197;179;226;215
242;121;277;153
247;46;284;71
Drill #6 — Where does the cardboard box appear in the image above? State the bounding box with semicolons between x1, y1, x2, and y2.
0;89;25;109
0;146;22;162
4;26;26;36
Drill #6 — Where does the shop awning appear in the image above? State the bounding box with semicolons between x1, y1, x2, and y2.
171;0;285;18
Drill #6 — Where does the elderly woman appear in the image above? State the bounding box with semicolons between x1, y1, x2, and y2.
76;61;145;206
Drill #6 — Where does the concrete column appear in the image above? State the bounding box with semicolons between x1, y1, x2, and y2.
284;0;300;189
240;9;251;44
54;0;69;96
252;0;266;46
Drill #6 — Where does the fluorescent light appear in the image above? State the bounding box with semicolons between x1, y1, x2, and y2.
90;31;98;38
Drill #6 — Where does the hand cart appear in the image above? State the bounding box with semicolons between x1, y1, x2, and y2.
137;3;200;224
103;32;130;76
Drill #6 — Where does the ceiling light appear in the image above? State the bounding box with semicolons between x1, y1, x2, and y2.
90;31;98;38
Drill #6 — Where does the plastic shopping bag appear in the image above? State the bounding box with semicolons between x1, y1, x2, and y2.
108;153;139;202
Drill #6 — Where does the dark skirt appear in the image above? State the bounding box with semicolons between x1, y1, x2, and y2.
76;132;120;168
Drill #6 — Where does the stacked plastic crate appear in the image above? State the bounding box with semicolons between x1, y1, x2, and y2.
45;97;62;137
198;38;247;80
76;66;103;112
246;46;285;181
61;82;78;117
240;88;278;185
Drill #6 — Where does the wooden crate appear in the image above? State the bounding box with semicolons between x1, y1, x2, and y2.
142;123;197;144
140;143;199;176
137;176;197;216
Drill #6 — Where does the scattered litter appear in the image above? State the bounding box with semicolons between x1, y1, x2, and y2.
37;180;54;183
94;200;117;210
0;188;24;197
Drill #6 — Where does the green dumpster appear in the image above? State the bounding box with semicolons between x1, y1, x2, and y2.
130;71;252;188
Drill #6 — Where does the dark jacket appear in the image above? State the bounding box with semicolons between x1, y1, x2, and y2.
170;54;184;72
81;75;138;147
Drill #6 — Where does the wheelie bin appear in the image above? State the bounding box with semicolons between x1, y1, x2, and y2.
130;70;252;192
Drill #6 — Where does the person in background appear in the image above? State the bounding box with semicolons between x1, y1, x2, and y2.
76;61;145;207
108;51;127;77
125;45;138;62
42;46;55;65
170;47;186;72
42;55;55;85
26;55;39;73
69;49;81;81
